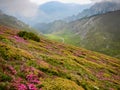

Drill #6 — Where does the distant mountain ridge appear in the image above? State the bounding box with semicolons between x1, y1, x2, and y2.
45;10;120;58
65;1;120;22
15;1;91;25
0;10;34;31
34;1;120;32
34;20;67;34
32;1;91;24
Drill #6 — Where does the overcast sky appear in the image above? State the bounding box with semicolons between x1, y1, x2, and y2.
0;0;119;17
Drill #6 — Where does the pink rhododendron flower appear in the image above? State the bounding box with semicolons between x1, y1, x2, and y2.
18;84;27;90
28;84;37;90
39;88;42;90
0;31;3;34
26;74;39;84
8;65;17;75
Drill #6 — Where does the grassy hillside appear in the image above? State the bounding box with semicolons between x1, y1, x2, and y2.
48;10;120;59
45;34;64;42
0;25;120;90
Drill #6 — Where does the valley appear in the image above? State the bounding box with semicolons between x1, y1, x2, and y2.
0;0;120;90
42;10;120;59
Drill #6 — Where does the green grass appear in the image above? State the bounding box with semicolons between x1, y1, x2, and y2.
41;77;84;90
45;34;64;42
0;26;120;90
46;28;120;59
0;72;12;82
18;31;40;42
45;31;81;46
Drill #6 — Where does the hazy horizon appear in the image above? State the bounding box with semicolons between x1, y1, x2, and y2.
0;0;119;18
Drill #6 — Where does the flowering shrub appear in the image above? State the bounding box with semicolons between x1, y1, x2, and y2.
0;31;4;34
27;84;37;90
26;74;39;84
18;84;27;90
12;78;25;90
12;77;40;90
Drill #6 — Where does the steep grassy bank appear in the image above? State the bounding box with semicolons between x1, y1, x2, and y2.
0;25;120;90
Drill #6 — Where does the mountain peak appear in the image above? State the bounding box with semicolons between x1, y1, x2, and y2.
65;1;120;22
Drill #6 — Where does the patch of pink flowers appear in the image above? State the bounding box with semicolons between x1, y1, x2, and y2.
14;35;27;43
13;77;22;83
96;71;111;81
27;84;37;90
12;77;41;90
8;65;17;75
26;74;40;84
109;88;115;90
12;78;26;90
0;31;4;34
18;84;27;90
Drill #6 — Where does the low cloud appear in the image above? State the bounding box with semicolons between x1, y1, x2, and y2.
0;0;39;17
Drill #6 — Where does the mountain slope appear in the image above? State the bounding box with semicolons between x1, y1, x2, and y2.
34;1;120;34
34;20;67;34
48;10;120;58
0;25;120;90
0;11;33;31
65;1;120;22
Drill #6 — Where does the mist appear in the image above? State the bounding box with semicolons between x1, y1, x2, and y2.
0;0;39;17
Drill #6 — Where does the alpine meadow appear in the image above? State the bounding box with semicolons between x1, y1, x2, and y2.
0;0;120;90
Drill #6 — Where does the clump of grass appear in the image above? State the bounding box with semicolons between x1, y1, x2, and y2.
0;72;12;82
38;66;71;79
18;31;40;42
41;77;84;90
0;82;9;90
0;35;12;45
0;43;33;60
